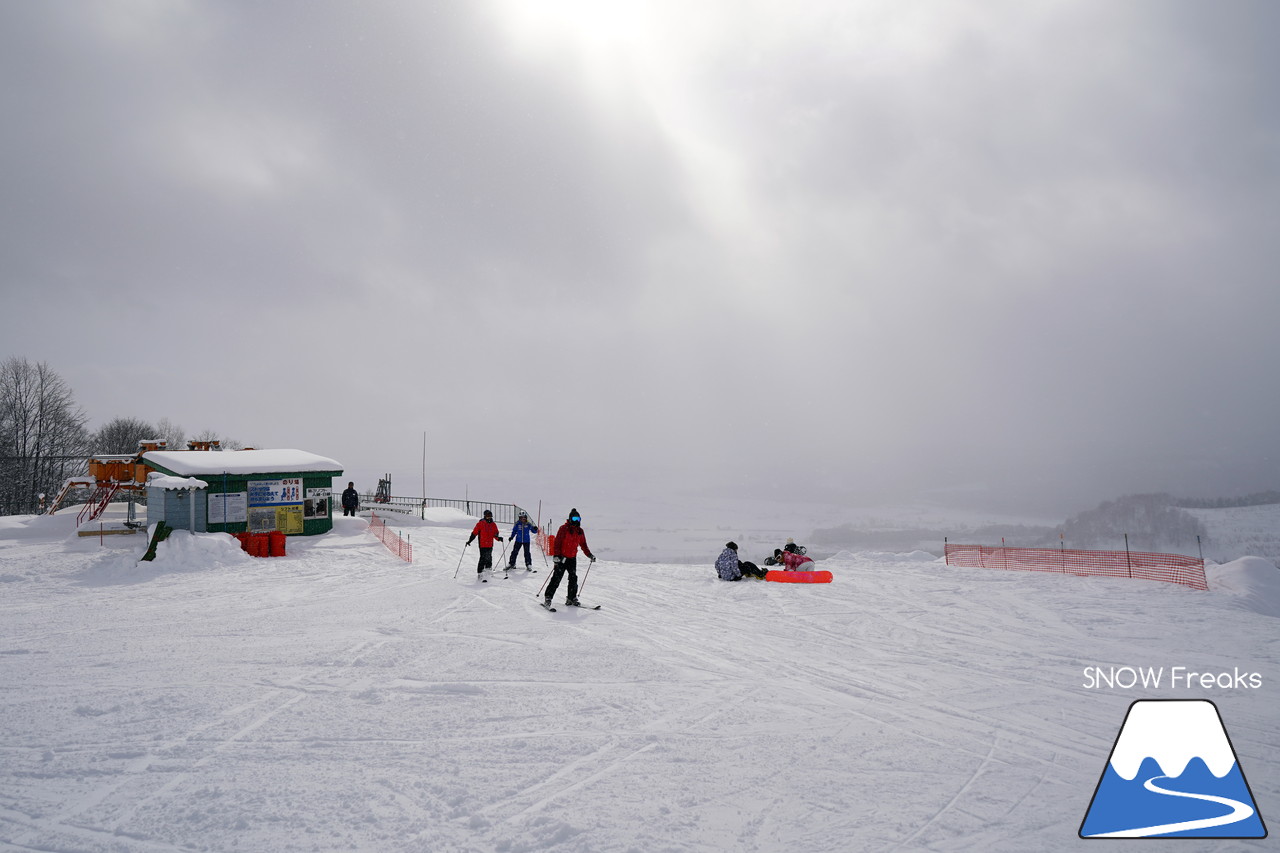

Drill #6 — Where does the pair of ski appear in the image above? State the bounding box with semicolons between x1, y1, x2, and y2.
540;600;601;613
478;567;538;583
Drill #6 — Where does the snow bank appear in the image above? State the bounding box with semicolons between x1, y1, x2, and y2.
1206;556;1280;618
419;506;477;527
0;513;79;541
75;530;251;587
151;529;253;570
364;506;477;529
829;549;941;564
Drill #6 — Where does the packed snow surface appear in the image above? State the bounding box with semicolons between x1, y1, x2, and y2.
1;510;1276;851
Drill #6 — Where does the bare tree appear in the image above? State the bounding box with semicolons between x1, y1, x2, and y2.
190;428;245;450
91;417;158;455
0;357;90;514
155;417;185;450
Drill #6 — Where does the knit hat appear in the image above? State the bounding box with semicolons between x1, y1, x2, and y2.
726;541;738;551
569;508;581;522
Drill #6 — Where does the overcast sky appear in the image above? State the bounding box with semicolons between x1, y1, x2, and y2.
2;1;1277;519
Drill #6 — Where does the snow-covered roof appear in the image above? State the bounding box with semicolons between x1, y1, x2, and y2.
142;449;343;477
147;474;209;490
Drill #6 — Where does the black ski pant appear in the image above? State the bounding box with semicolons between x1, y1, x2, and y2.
544;556;578;602
476;547;494;574
343;506;356;517
508;540;532;567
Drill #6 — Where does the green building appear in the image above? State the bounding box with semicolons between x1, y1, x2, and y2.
142;449;343;536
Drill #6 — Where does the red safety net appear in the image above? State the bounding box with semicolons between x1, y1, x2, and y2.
369;511;413;563
944;543;1207;591
536;531;554;557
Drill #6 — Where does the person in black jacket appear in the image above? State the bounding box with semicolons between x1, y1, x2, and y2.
341;482;359;517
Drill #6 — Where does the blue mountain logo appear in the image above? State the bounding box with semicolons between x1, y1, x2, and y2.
1080;700;1267;839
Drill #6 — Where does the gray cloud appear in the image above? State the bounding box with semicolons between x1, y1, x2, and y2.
2;1;1277;519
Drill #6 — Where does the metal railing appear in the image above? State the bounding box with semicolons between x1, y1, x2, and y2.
360;494;530;525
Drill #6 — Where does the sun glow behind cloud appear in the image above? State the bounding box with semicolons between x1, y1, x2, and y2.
487;2;820;318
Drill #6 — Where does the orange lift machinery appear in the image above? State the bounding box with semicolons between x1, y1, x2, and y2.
47;439;221;527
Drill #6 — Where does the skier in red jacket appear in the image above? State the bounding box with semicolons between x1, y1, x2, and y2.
544;507;594;607
466;510;503;578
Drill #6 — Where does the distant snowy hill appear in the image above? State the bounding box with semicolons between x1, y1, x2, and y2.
1189;503;1280;567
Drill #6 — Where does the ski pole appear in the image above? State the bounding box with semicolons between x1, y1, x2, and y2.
498;538;508;570
578;557;596;596
453;542;470;579
537;560;555;598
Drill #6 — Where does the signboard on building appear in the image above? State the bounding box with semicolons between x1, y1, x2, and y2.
208;492;248;525
248;478;304;534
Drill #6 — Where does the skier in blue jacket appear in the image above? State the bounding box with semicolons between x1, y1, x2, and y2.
507;510;540;571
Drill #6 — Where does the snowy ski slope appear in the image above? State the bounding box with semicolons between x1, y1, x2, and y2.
1;510;1276;851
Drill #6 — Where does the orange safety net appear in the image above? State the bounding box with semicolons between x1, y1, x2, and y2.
944;543;1207;591
369;511;413;562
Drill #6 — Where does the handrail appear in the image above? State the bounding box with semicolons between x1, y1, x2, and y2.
360;494;531;525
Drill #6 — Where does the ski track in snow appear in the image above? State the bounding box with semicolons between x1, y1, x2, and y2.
0;513;1276;852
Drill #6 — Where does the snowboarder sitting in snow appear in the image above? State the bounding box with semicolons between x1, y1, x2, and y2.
774;547;815;572
783;538;807;555
507;511;539;571
715;543;767;581
545;508;594;607
716;542;743;581
765;538;808;565
466;510;503;578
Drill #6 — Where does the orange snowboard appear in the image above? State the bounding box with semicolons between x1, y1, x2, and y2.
764;569;832;584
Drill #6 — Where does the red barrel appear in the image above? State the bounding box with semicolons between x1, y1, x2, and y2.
268;530;287;557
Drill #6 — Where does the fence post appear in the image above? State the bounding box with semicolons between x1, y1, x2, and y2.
1124;534;1132;578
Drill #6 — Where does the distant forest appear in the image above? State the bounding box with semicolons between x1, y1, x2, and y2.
1171;491;1280;509
1;356;245;515
1060;494;1206;555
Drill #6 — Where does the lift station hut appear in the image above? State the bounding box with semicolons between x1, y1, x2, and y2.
141;449;343;535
